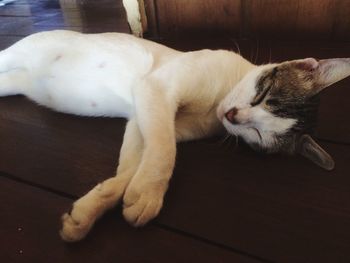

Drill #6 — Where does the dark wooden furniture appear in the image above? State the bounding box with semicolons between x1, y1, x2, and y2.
144;0;350;40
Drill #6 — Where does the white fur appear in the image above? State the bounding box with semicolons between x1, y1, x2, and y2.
3;31;158;117
0;30;296;241
217;65;296;148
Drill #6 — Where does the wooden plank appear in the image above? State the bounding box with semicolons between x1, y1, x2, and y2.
157;140;350;263
244;0;299;39
294;0;337;40
0;3;32;16
0;0;130;37
143;0;158;36
151;0;350;40
155;0;241;37
0;176;261;263
0;96;124;196
0;36;23;49
0;16;34;35
332;0;350;40
246;0;339;40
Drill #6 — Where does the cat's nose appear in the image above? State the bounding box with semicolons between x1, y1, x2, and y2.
225;107;238;124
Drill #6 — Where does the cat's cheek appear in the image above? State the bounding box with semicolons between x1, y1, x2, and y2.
248;107;273;127
241;129;260;145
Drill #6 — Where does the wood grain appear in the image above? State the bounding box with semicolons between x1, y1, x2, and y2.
295;0;337;39
246;0;339;39
244;0;300;39
332;0;350;40
158;140;350;263
145;0;350;40
0;176;259;263
155;0;241;37
143;0;159;37
0;96;124;196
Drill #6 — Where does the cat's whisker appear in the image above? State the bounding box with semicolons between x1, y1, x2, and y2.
219;132;240;151
233;134;239;149
231;39;241;56
250;44;254;62
228;135;238;150
220;133;231;146
254;39;259;65
220;133;238;151
228;134;237;148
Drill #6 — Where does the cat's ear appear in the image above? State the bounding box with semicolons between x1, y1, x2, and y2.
294;58;319;71
297;134;335;171
296;58;350;96
315;58;350;94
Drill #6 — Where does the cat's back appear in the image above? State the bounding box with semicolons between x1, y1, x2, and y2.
11;31;149;74
10;30;181;71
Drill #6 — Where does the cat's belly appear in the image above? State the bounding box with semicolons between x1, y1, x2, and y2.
23;52;137;118
25;72;134;118
16;32;159;118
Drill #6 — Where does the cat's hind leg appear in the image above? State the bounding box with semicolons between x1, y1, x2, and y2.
0;50;27;96
60;119;143;242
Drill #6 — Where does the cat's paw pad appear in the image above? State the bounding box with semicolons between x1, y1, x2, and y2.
123;187;164;227
60;208;93;242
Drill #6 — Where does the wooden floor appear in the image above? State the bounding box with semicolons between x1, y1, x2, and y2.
1;1;350;262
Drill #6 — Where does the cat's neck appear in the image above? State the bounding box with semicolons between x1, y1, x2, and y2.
209;50;256;103
168;49;256;118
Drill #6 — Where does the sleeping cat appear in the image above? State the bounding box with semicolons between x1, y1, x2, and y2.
0;30;349;242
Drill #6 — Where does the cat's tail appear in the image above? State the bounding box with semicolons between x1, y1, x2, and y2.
0;49;28;96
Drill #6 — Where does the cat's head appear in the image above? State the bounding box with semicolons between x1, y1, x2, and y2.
217;58;350;170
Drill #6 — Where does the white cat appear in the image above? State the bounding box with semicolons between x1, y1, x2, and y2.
1;30;349;242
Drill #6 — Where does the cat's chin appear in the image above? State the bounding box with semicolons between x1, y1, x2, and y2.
223;120;264;146
247;141;278;154
224;124;280;154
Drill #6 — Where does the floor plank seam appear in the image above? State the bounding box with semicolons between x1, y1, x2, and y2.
4;164;340;262
0;15;31;18
0;34;28;37
1;170;276;262
317;137;350;146
153;222;277;263
0;171;77;200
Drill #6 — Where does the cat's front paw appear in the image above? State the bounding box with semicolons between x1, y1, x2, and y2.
122;181;167;227
60;209;93;242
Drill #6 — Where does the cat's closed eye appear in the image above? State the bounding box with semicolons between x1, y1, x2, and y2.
265;98;280;106
251;86;271;106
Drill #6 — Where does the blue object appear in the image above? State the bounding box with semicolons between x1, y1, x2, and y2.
0;0;18;7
